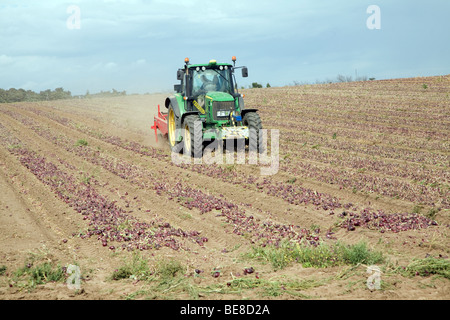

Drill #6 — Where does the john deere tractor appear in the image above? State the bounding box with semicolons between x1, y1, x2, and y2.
162;56;263;157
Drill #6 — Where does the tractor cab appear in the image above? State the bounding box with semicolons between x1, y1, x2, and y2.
174;58;248;115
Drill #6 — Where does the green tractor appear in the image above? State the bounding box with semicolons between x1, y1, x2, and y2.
152;56;263;157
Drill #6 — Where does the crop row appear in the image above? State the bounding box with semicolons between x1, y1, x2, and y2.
20;105;449;204
154;181;326;246
261;102;448;149
270;108;449;140
15;105;354;213
286;118;446;152
339;208;437;233
0;108;440;235
0;121;204;251
0;110;327;246
281;144;449;186
247;83;449;209
280;157;448;209
277;124;447;167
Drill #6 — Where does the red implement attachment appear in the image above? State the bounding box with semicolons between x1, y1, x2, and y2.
151;104;168;143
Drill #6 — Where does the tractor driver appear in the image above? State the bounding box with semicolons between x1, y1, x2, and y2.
193;70;220;95
200;74;219;92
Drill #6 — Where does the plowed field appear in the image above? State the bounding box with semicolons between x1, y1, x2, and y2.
0;76;449;300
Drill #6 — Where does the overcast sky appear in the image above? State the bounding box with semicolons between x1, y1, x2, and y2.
1;0;449;95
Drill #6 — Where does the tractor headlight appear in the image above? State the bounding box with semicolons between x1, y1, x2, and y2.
217;110;230;117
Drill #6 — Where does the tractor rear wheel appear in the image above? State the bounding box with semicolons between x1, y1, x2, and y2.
183;115;203;158
243;112;264;153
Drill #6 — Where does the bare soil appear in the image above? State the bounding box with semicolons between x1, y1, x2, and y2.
0;78;448;301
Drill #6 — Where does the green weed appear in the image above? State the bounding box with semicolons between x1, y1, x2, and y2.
245;240;384;270
111;251;152;281
75;139;88;147
401;257;450;279
13;262;65;289
0;265;7;276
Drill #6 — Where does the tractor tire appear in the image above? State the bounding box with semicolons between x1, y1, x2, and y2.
243;112;264;153
183;115;203;158
168;105;183;153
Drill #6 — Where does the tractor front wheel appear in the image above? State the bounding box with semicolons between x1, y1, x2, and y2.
243;112;264;153
183;115;203;158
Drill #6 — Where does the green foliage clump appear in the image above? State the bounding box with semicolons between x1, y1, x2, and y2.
111;251;152;281
75;139;88;147
402;257;450;279
246;240;384;270
13;261;65;288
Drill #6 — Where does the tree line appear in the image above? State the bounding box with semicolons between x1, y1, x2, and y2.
0;87;127;103
0;87;72;103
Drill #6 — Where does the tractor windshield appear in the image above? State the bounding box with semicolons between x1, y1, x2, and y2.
191;67;233;96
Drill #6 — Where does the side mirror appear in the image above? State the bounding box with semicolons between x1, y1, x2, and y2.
174;84;181;93
242;67;248;78
177;70;184;81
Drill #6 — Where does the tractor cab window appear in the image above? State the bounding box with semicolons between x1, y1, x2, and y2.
191;67;233;96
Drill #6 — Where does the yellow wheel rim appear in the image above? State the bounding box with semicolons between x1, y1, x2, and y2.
168;109;176;147
184;123;191;154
